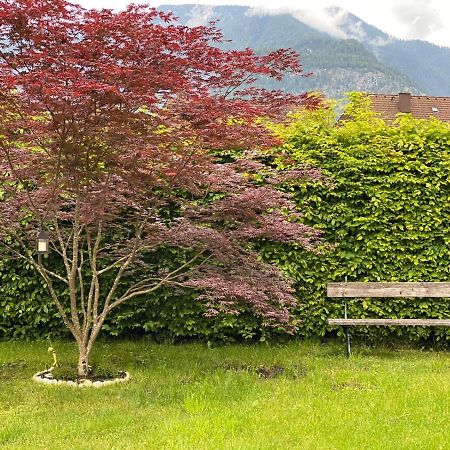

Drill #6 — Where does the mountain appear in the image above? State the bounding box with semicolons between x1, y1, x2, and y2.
160;4;450;98
336;8;450;96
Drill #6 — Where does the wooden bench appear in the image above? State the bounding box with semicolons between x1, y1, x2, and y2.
327;282;450;356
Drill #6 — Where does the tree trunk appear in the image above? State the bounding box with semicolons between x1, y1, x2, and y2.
77;345;90;378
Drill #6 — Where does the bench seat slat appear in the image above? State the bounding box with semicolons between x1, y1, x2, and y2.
327;282;450;298
328;319;450;326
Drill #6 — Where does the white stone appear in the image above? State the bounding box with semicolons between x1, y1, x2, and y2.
32;370;131;387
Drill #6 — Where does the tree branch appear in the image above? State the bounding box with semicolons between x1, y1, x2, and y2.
41;266;69;285
107;250;209;311
97;253;133;276
34;255;78;341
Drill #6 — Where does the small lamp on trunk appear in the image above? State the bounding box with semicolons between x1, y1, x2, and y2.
37;228;49;255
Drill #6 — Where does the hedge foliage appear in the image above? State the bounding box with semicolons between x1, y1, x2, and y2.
264;93;450;343
0;259;63;339
0;250;271;343
2;93;450;343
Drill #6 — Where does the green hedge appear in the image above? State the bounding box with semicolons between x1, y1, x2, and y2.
2;94;450;344
0;260;64;340
263;94;450;344
0;254;273;343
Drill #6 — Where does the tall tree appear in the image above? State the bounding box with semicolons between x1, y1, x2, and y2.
0;0;320;377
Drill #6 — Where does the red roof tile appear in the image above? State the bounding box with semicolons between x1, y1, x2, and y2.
367;93;450;123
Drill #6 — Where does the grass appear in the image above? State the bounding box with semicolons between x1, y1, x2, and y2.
0;339;449;449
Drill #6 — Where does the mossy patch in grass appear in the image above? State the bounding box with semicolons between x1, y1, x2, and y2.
0;359;28;381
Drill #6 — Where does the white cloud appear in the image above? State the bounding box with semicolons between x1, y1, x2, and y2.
248;6;349;39
248;6;372;42
391;1;444;40
345;20;367;41
369;36;394;47
73;0;450;48
185;4;215;26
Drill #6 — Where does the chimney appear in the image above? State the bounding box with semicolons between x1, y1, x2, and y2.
398;92;411;113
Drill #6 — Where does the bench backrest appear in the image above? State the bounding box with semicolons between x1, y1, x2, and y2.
327;282;450;298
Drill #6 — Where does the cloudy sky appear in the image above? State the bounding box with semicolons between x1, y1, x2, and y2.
74;0;450;48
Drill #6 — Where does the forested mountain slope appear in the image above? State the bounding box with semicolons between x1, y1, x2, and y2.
161;4;449;97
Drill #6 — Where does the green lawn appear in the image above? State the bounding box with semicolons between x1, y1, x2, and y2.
0;340;449;449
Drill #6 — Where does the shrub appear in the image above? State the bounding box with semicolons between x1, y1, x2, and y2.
263;94;450;343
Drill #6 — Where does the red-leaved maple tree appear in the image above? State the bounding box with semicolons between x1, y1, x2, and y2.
0;0;321;377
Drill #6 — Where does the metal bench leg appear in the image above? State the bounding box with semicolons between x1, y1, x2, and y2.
345;327;351;357
344;298;351;357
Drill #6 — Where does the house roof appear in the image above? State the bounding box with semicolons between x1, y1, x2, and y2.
367;93;450;123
